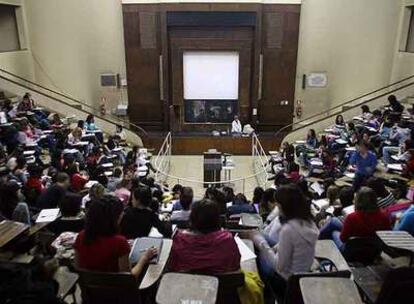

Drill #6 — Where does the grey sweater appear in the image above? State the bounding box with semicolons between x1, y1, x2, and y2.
253;219;319;280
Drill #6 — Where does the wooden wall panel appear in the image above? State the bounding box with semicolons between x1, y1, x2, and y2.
123;6;164;130
258;5;300;130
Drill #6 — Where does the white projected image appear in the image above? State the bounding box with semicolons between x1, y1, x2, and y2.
183;51;240;100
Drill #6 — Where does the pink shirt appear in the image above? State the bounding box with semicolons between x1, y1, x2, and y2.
169;230;241;273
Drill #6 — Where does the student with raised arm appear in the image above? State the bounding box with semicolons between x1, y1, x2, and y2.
74;195;157;276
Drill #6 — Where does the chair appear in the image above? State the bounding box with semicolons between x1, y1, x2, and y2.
375;267;414;304
77;269;141;304
284;270;352;304
342;237;383;266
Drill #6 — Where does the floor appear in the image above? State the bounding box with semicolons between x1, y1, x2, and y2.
161;155;264;199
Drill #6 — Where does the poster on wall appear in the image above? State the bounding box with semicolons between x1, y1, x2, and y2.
307;72;328;88
184;100;237;123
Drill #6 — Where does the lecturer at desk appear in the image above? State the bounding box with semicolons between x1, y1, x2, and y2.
231;115;242;135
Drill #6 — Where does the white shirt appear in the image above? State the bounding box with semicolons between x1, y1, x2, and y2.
231;119;242;133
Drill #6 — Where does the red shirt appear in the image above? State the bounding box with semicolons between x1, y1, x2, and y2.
169;230;241;273
74;230;130;272
340;210;391;242
71;173;88;192
26;177;44;194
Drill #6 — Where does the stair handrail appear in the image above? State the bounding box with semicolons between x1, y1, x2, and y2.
275;75;414;139
0;68;148;137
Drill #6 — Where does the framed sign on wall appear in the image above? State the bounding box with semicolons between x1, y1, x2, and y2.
307;72;328;88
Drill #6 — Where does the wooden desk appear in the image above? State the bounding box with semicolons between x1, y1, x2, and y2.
0;220;29;248
241;239;258;273
315;240;351;273
53;266;79;300
300;277;363;304
139;239;172;290
156;273;218;304
352;265;390;304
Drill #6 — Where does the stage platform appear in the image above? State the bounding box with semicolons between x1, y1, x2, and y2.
144;132;286;155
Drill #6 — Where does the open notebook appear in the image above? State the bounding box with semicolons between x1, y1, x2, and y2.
129;237;163;265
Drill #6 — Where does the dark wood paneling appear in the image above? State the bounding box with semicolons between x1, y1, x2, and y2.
122;3;300;133
258;5;301;129
123;7;163;129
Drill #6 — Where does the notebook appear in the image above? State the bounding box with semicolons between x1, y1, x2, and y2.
129;237;163;265
240;213;263;228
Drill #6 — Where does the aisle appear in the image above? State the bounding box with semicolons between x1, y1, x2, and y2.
165;155;259;198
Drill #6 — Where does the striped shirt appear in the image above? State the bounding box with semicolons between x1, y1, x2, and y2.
377;192;396;209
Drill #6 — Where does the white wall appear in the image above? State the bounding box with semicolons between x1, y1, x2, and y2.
295;0;401;119
24;0;128;110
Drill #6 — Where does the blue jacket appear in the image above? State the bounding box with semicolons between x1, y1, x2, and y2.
350;151;377;176
394;205;414;236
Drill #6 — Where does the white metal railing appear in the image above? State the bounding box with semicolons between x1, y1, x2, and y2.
153;132;172;182
152;132;270;197
252;133;271;189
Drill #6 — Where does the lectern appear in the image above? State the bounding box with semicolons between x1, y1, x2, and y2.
203;150;222;187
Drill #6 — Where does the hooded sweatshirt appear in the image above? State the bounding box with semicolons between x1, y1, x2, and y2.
253;219;319;280
169;229;241;273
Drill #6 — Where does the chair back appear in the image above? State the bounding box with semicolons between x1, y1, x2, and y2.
186;270;244;304
77;269;140;304
172;220;189;229
376;267;414;304
343;237;383;266
284;271;351;304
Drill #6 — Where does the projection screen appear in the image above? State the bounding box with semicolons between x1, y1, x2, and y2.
183;51;240;100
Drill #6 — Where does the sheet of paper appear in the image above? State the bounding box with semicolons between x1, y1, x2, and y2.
36;208;60;223
345;173;355;179
310;182;324;196
84;180;98;188
388;164;403;171
234;236;257;262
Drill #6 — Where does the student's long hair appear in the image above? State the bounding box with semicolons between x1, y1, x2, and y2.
275;184;313;224
83;195;124;245
335;115;345;126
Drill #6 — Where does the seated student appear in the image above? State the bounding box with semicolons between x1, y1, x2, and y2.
17;93;35;112
121;186;172;239
74;195;157;275
67;127;83;146
361;105;373;120
0;181;31;225
296;129;318;158
383;121;412;165
366;177;396;209
332;114;346;134
248;184;318;299
387;94;404;114
107;167;123;192
67;163;89;193
349;141;377;190
280;141;295;162
82;183;106;209
50;193;84;234
114;124;126;142
252;187;264;211
171;187;193;222
259;188;277;220
394;204;414;236
319;187;391;251
114;179;131;206
37;173;70;209
338;186;355;210
49;113;64;129
169;199;241;273
227;193;256;216
23;164;45;206
85;114;103;142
